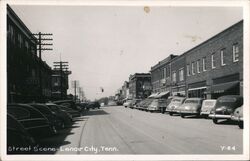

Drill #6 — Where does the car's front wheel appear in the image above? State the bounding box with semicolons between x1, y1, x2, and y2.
212;118;218;124
169;112;173;116
181;114;185;118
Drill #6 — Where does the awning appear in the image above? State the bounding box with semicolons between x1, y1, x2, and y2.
155;91;170;98
148;92;160;98
188;86;207;91
211;81;239;94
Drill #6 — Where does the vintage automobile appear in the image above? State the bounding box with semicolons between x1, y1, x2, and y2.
45;103;73;128
200;99;217;118
7;114;36;154
165;97;186;116
57;105;81;118
7;104;56;139
53;100;82;113
178;98;204;118
147;99;167;112
209;95;243;124
129;99;142;109
29;103;64;129
138;98;154;111
86;101;101;109
231;106;243;129
123;100;133;108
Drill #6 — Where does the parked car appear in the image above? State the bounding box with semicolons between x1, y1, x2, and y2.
123;100;132;108
57;105;81;118
231;106;243;129
7;114;36;154
7;104;56;139
129;99;142;109
137;98;154;111
87;101;101;109
147;99;168;112
45;103;73;128
209;95;243;124
178;98;204;118
53;100;82;113
200;99;217;118
165;97;186;115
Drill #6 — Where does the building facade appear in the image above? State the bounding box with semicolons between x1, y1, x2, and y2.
185;20;243;99
51;69;71;100
150;54;178;95
129;73;151;99
150;20;243;99
7;5;52;103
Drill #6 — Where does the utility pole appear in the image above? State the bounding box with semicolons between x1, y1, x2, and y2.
32;32;53;102
53;61;69;99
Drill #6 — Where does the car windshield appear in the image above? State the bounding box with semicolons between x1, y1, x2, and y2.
172;99;182;103
185;100;200;104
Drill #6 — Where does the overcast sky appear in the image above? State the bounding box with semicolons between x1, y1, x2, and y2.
11;5;242;100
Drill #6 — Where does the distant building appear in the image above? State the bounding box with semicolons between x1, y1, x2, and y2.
7;5;52;103
121;81;129;100
150;54;178;97
129;73;151;99
51;69;71;100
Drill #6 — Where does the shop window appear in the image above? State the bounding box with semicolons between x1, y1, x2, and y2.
211;53;216;69
202;57;207;71
220;49;226;66
233;43;239;62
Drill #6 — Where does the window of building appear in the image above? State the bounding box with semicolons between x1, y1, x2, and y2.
211;53;216;69
202;57;207;71
17;33;23;48
220;49;226;66
197;60;200;73
172;71;176;83
233;43;239;62
187;64;190;76
191;62;195;75
179;68;184;81
163;67;166;78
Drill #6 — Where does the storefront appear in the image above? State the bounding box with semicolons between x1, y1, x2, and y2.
187;81;207;99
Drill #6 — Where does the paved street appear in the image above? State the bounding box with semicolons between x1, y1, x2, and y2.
40;106;242;155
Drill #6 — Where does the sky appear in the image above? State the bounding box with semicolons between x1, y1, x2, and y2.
10;5;242;101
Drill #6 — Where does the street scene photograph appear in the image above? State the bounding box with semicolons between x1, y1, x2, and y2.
1;0;249;160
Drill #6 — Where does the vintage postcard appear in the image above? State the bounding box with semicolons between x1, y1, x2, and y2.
0;0;249;160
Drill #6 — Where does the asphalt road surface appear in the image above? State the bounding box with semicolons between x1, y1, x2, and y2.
52;106;243;155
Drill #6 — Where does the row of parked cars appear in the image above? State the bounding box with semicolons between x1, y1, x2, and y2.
123;95;244;129
7;100;98;154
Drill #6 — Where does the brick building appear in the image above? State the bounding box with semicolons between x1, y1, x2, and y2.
7;5;52;103
51;69;71;100
185;20;243;99
150;20;243;99
129;73;151;99
170;54;186;97
150;54;177;94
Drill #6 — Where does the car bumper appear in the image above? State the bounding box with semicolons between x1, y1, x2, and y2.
209;114;231;119
179;110;199;114
231;116;243;121
200;111;210;115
